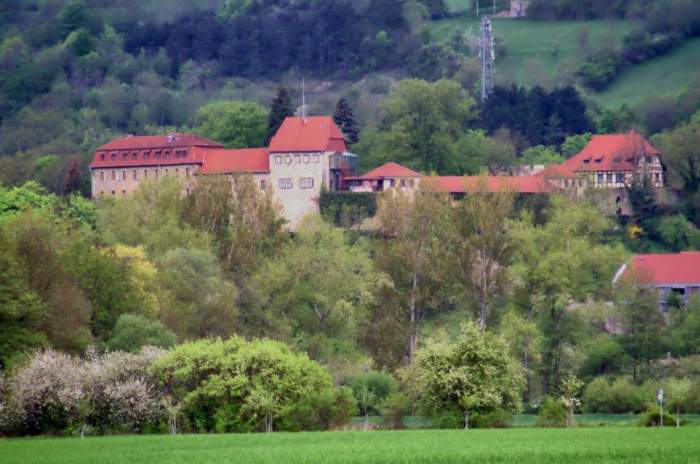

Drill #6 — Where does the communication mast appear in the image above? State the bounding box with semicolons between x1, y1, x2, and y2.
479;15;495;102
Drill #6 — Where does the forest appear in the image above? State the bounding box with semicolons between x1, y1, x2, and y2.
2;0;700;436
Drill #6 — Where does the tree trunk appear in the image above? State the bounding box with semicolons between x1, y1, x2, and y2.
523;337;530;404
266;413;273;433
464;410;470;430
364;411;370;431
676;407;680;428
406;271;420;364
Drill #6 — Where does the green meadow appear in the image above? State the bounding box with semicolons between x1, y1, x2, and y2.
427;18;631;87
2;428;699;464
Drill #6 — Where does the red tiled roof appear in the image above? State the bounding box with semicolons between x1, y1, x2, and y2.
96;134;222;151
90;134;223;169
435;176;554;194
346;162;421;181
268;116;347;153
562;133;660;173
534;164;576;178
627;252;700;286
198;148;269;174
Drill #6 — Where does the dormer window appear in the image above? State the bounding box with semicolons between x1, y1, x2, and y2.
100;153;105;161
155;150;161;160
164;150;170;160
111;152;117;161
132;152;138;160
123;152;128;161
594;157;603;163
583;157;591;164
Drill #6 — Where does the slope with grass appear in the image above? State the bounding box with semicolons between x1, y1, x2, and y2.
428;18;631;87
2;428;699;464
593;36;700;108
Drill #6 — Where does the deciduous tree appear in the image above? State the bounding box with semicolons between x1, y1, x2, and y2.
417;322;523;429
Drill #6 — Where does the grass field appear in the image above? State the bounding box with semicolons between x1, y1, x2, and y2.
594;36;700;108
427;18;630;88
2;428;700;464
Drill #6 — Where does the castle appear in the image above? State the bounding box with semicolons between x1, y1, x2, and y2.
90;117;664;226
90;116;356;228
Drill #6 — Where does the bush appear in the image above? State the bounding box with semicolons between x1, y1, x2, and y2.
471;408;513;429
320;191;377;227
537;397;567;428
641;409;676;427
583;377;647;414
379;392;411;429
2;348;166;436
106;314;176;353
151;337;352;433
349;371;398;416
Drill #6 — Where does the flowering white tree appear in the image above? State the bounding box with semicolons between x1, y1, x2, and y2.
560;375;584;428
3;347;167;435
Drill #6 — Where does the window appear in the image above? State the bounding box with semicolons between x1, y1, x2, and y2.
155;151;161;159
144;152;150;161
597;173;604;184
164;150;170;160
313;154;320;163
389;179;396;187
300;177;314;189
122;170;127;180
275;156;282;164
100;171;105;181
279;178;293;189
606;173;613;184
294;154;301;164
303;154;310;164
100;153;105;161
144;169;148;178
285;155;292;165
123;152;128;161
111;152;117;161
133;170;137;180
400;179;406;187
111;170;116;180
616;173;625;184
132;152;138;160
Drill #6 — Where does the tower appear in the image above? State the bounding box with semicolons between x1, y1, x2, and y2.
479;15;495;102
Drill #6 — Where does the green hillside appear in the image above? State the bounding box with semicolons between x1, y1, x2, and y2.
594;36;700;108
427;18;631;87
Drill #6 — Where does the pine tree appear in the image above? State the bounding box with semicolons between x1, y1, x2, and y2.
265;85;293;144
333;96;359;145
65;158;82;195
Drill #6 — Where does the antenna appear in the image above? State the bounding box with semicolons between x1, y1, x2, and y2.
479;15;495;103
302;77;307;123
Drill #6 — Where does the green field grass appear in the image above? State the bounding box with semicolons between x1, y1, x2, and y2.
427;18;630;87
594;36;700;108
2;428;700;464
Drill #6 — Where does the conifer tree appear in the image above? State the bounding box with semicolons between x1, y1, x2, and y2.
333;96;359;145
266;85;293;144
64;158;82;195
